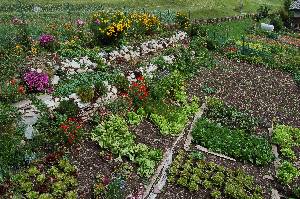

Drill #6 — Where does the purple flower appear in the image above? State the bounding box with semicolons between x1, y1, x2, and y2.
23;70;51;93
102;176;110;186
39;34;55;46
76;19;85;27
95;19;101;25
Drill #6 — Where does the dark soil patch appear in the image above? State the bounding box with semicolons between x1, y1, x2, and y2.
131;120;176;151
188;56;300;128
68;139;142;199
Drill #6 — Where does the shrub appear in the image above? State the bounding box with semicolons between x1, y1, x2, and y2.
95;81;108;97
77;85;95;103
90;11;130;45
129;12;161;35
56;99;80;118
270;15;284;32
175;12;190;30
192;119;274;165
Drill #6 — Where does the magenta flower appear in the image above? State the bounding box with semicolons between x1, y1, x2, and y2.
23;70;52;93
39;34;55;47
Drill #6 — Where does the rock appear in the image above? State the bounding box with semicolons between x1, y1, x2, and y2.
271;189;280;199
51;75;60;85
13;100;32;109
263;175;274;180
272;145;279;159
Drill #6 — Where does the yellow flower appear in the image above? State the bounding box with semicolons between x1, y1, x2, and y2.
31;47;37;55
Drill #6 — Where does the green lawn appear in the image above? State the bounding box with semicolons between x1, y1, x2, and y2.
1;0;283;18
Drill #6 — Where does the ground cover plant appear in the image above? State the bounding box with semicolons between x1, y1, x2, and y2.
1;0;300;198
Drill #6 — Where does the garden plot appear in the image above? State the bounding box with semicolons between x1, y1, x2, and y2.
1;4;300;199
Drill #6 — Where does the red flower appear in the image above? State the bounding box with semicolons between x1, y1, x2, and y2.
18;85;25;94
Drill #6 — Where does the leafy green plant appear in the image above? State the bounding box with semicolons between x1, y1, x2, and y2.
277;161;300;185
91;115;162;177
5;159;77;197
192;119;274;165
168;151;264;199
206;97;259;132
272;125;300;161
127;108;145;126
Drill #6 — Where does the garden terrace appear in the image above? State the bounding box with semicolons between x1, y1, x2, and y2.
0;2;300;199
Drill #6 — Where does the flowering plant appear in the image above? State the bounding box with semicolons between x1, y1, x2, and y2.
175;12;190;30
60;118;83;144
23;70;52;93
90;11;130;45
39;34;55;49
129;12;161;35
128;75;149;110
0;78;25;102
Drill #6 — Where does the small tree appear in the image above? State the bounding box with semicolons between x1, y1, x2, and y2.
255;5;271;22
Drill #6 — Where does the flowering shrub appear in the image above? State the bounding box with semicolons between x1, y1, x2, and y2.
23;71;52;93
90;11;130;45
175;12;190;30
60;118;83;144
129;13;161;35
39;34;55;49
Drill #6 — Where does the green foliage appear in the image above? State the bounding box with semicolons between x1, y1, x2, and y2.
127;108;145;125
168;151;263;199
5;159;77;198
277;161;300;185
293;187;300;198
206;97;259;132
55;99;80;118
192;119;274;165
0;103;31;182
270;15;284;32
150;97;199;136
91;115;162;177
77;85;95;103
272;125;300;161
255;5;271;22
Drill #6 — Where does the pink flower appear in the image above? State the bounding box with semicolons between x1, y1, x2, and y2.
76;19;85;27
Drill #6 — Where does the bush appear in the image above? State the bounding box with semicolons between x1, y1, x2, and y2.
270;15;284;32
90;11;130;45
175;12;190;30
56;99;80;118
77;85;95;103
192;119;274;165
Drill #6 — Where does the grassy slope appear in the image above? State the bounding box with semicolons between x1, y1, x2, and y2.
1;0;283;18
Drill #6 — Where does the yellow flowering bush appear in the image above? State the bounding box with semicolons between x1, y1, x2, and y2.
90;11;130;45
175;12;190;30
129;12;161;35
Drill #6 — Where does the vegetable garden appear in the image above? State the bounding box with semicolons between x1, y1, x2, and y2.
0;1;299;199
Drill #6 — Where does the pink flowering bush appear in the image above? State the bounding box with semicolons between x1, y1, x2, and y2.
39;34;55;49
23;71;52;93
